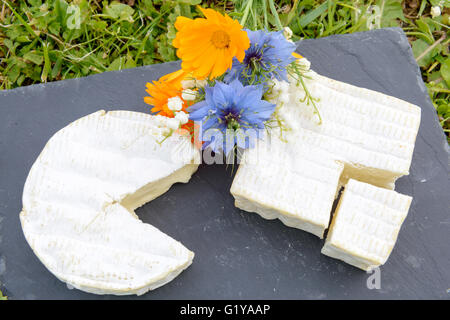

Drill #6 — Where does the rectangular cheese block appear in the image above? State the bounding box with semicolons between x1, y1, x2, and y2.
321;179;412;271
231;130;344;238
283;70;421;189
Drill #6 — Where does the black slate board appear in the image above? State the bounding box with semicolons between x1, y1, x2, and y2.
0;28;449;300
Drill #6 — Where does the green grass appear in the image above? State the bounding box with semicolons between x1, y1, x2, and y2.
0;0;448;141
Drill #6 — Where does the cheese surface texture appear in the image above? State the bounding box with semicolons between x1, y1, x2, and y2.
20;110;199;295
231;59;420;238
321;179;412;271
282;67;421;190
231;130;343;238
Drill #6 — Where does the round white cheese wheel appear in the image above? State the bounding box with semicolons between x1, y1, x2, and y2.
20;110;199;295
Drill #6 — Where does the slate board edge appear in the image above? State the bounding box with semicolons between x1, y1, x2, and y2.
1;27;449;300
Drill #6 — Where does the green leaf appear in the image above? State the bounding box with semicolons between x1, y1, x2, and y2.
107;57;125;71
157;34;176;62
51;57;63;78
3;39;19;54
54;0;68;25
412;39;441;68
48;21;61;35
16;35;32;43
418;0;428;16
103;2;134;22
437;103;450;118
176;0;201;4
41;42;51;82
23;51;44;65
369;0;405;28
17;74;26;86
441;58;450;87
89;20;107;32
0;290;7;300
298;1;329;28
7;64;21;83
124;56;136;69
5;25;25;41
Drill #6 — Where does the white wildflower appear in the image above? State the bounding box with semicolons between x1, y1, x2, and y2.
195;79;208;88
431;6;441;18
181;89;197;101
283;27;293;40
175;111;189;125
181;79;196;89
267;79;290;103
296;57;311;71
167;96;183;111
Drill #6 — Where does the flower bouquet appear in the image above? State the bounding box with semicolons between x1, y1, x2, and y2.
144;7;318;160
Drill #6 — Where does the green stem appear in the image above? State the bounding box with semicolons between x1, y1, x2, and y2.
268;0;283;30
240;0;253;27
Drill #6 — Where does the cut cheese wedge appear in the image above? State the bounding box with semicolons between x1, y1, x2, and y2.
231;58;420;238
321;179;412;271
20;110;200;295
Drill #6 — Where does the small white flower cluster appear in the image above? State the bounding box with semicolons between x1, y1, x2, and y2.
181;78;207;90
431;6;441;18
283;26;296;45
181;89;197;101
283;27;293;40
166;96;189;130
180;78;205;102
167;96;183;111
174;111;189;125
295;57;311;71
166;112;189;130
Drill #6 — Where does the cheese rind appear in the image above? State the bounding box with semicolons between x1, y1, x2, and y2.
20;110;199;295
321;179;412;271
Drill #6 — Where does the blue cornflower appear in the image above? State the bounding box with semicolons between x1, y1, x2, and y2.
225;29;296;85
188;79;276;154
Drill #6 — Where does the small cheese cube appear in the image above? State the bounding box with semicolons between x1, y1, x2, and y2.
321;179;412;270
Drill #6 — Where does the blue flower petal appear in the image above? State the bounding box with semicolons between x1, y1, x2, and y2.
187;78;276;154
188;101;210;121
227;29;296;85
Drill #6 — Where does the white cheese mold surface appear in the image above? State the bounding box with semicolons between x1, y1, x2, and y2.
20;110;200;295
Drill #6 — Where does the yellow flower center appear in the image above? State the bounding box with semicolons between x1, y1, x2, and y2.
211;30;231;49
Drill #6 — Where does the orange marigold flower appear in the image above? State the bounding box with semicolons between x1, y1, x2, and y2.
159;68;189;84
144;69;188;117
172;7;250;80
292;52;303;59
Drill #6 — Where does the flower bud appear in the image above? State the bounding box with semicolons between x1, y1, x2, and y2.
167;96;183;111
182;89;197;101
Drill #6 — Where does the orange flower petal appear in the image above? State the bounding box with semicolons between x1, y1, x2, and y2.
173;7;249;80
